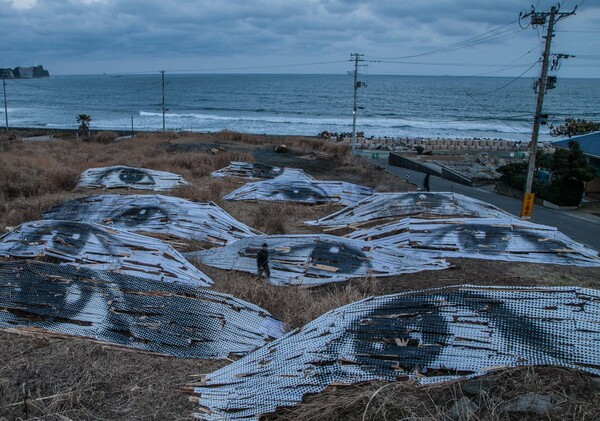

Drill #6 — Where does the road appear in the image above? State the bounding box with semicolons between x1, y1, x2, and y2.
375;158;600;251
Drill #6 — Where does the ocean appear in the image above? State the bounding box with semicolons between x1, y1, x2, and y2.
2;74;598;141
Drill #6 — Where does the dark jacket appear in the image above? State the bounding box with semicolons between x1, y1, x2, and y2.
257;249;269;269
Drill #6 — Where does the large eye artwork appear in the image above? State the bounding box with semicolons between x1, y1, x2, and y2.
253;164;282;179
10;221;118;256
288;240;372;275
345;289;572;379
9;264;116;331
110;206;170;227
449;224;564;254
459;290;569;363
421;224;509;253
271;185;329;202
456;224;508;253
346;295;450;375
96;167;156;187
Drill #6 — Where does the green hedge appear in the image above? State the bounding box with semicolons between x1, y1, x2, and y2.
543;178;585;206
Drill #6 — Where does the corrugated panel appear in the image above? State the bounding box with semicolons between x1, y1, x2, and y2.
224;180;375;205
0;220;212;287
43;194;261;246
211;162;315;181
305;192;512;227
194;285;600;420
76;166;189;191
0;261;286;358
348;217;600;266
212;161;284;179
186;234;448;286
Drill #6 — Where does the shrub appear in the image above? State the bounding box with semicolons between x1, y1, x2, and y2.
544;178;585;206
550;118;600;137
92;131;119;143
498;162;528;190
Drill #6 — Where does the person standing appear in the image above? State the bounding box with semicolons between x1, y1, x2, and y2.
423;174;431;192
256;243;270;279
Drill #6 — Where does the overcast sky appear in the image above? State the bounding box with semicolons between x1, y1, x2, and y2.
2;0;598;77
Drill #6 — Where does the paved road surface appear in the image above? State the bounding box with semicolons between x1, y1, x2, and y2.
375;158;600;252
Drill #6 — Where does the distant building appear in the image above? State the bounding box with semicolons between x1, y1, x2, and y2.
553;131;600;197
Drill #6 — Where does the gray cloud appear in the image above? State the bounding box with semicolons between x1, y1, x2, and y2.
1;0;597;76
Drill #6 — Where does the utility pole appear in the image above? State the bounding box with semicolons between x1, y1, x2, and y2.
350;53;366;154
161;70;166;131
2;77;8;132
520;5;576;219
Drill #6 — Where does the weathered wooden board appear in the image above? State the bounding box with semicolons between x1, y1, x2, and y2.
194;285;600;419
348;217;600;266
0;220;212;286
43;194;261;246
0;261;286;358
186;234;448;286
76;166;188;191
305;192;513;227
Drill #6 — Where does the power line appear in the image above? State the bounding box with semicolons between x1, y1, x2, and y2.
463;90;530;141
118;60;350;75
370;21;524;61
556;29;600;33
369;60;537;68
474;61;540;95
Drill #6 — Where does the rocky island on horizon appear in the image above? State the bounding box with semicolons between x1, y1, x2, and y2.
0;65;49;79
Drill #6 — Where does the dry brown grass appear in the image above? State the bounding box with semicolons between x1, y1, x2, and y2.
92;131;119;143
204;266;379;328
214;130;350;158
0;193;77;229
0;331;226;421
268;366;600;421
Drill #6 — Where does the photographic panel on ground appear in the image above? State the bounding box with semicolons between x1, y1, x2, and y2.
304;192;514;229
349;217;600;267
223;178;376;205
211;161;315;181
43;194;262;247
186;234;449;287
0;261;286;359
193;285;600;420
76;165;189;191
0;219;213;287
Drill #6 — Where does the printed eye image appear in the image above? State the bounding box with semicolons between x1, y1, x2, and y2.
111;206;171;226
4;221;117;257
270;185;329;202
96;167;156;187
284;240;372;275
252;164;283;179
428;224;566;254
